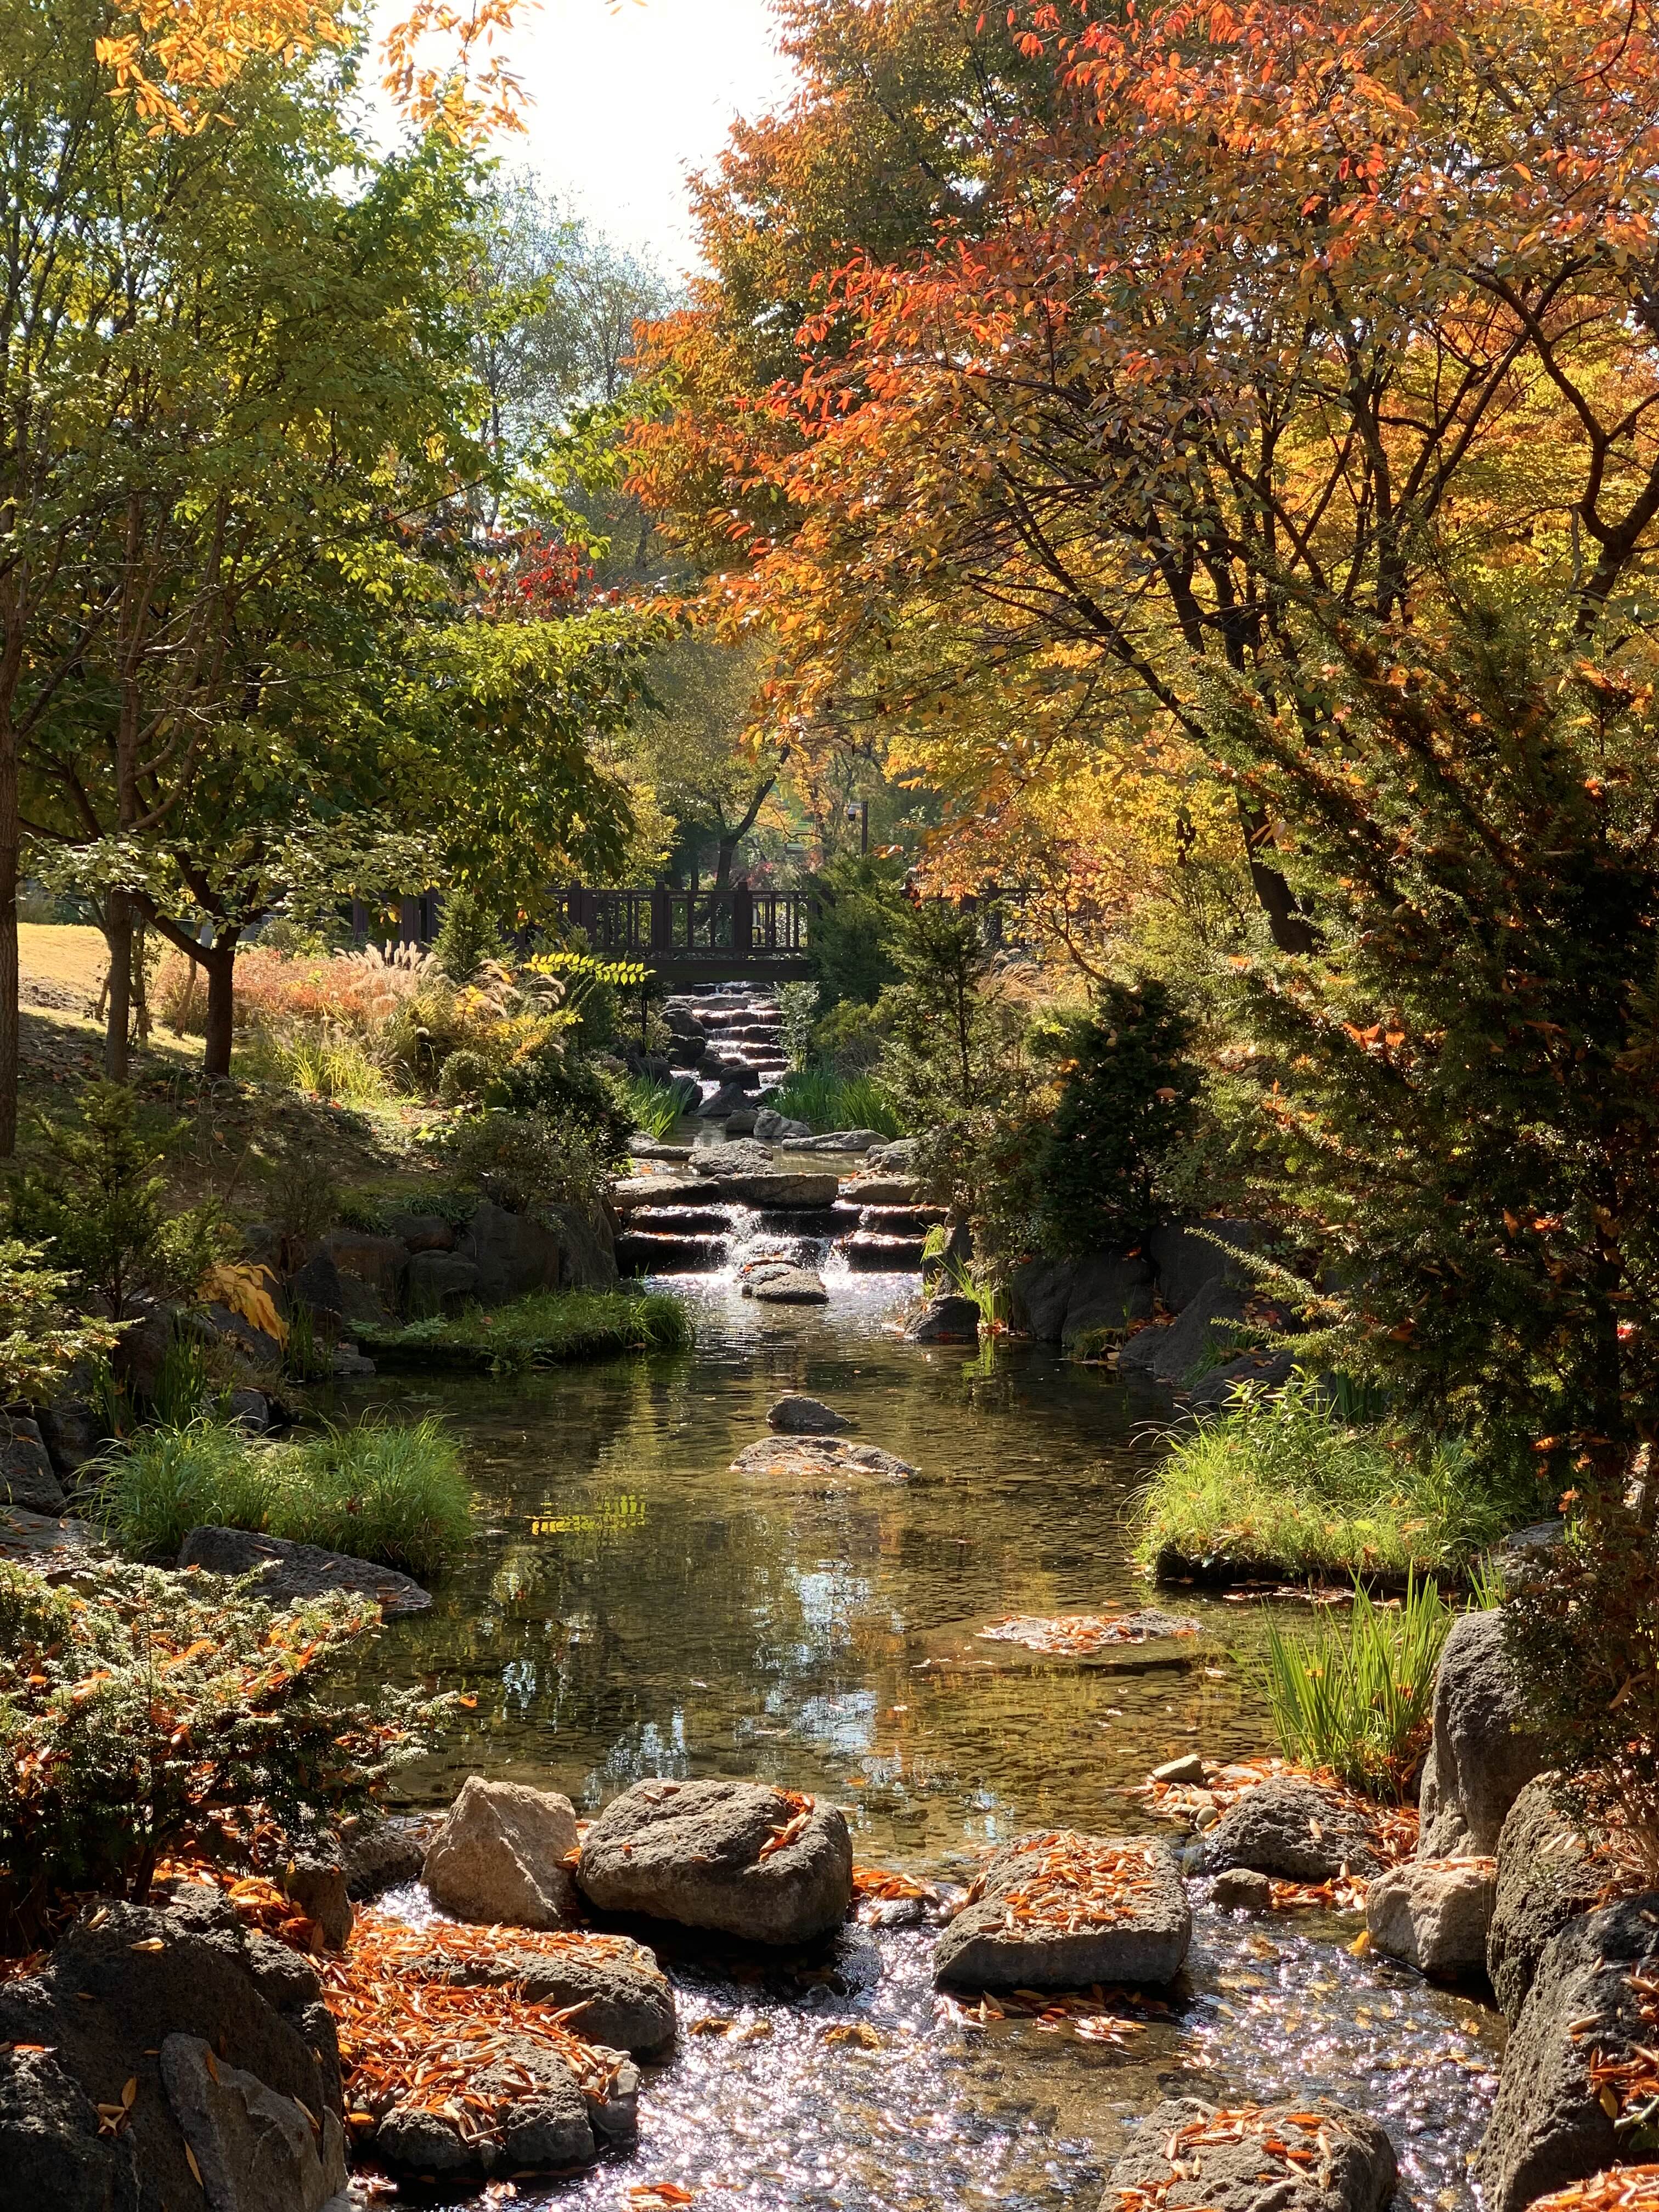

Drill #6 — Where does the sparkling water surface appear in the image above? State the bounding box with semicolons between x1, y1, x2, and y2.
339;1254;1503;2211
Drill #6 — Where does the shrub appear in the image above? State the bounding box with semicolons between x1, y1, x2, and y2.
433;885;503;983
0;1558;433;1944
1505;1496;1659;1880
778;980;821;1071
438;1047;494;1104
807;850;907;1006
0;1240;120;1403
103;1414;470;1578
1137;1374;1528;1583
770;1066;904;1137
1260;1575;1460;1798
484;1039;633;1161
356;1288;693;1374
11;1081;227;1316
1033;979;1201;1255
812;996;888;1075
445;1109;617;1221
622;1075;691;1139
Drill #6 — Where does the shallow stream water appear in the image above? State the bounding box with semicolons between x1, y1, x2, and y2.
343;1253;1504;2212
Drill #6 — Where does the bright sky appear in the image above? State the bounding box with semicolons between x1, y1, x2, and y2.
369;0;799;280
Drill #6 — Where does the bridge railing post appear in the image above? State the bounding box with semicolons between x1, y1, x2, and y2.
650;887;671;956
733;884;753;954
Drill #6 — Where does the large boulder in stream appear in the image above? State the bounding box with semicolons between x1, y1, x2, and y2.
1101;2098;1397;2212
577;1778;854;1945
905;1294;981;1344
422;1776;582;1929
1201;1777;1383;1881
368;2042;637;2187
1365;1855;1497;1974
1487;1778;1610;2025
741;1263;829;1305
1419;1608;1546;1857
934;1832;1190;1990
731;1436;917;1481
415;1931;675;2056
0;1885;347;2212
178;1526;432;1617
768;1394;853;1434
1474;1893;1659;2212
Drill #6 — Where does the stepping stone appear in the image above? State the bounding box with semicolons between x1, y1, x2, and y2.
844;1232;926;1271
577;1778;853;1945
422;1776;580;1931
767;1394;853;1434
731;1436;917;1481
742;1265;828;1305
933;1831;1191;1989
1101;2098;1397;2212
1200;1776;1382;1881
0;1504;104;1577
369;2039;636;2185
415;1931;675;2056
1365;1854;1497;1972
177;1526;431;1616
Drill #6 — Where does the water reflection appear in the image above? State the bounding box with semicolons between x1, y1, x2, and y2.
340;1271;1500;2210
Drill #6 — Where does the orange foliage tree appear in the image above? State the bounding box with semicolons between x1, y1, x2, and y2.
630;0;1659;952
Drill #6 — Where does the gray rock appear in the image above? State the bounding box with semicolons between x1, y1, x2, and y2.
340;1814;441;1901
0;1504;105;1575
285;1255;347;1333
407;1248;482;1314
321;1231;409;1305
788;1128;885;1153
386;1211;455;1252
767;1395;854;1434
328;1348;375;1379
934;1833;1191;1989
845;1231;927;1271
36;1388;103;1478
866;1137;920;1171
1474;1894;1659;2212
369;2033;628;2183
0;1888;346;2212
424;1932;674;2056
1007;1252;1156;1345
1147;1220;1266;1313
1419;1607;1545;1857
1118;1278;1252;1386
1201;1778;1381;1881
578;1777;854;1945
177;1526;432;1617
754;1110;812;1142
1365;1856;1497;1973
721;1170;840;1209
904;1294;981;1344
730;1436;917;1481
698;1080;754;1118
224;1389;270;1434
1186;1350;1297;1407
422;1775;581;1930
840;1173;921;1206
282;1857;353;1953
742;1265;829;1305
112;1299;184;1402
1210;1867;1274;1912
162;2033;340;2212
457;1200;564;1304
1488;1778;1609;2025
0;2041;138;2211
1102;2098;1396;2212
545;1201;619;1291
724;1106;759;1134
0;1423;65;1514
1151;1754;1208;1786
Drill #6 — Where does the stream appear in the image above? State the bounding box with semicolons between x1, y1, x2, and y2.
344;1252;1505;2211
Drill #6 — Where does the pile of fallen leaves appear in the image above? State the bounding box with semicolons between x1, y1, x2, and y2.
936;1980;1165;2047
1582;1967;1659;2128
321;1909;622;2151
978;1613;1198;1655
1533;2171;1659;2212
969;1835;1166;1932
155;1857;329;1953
758;1788;815;1863
1108;2106;1355;2211
852;1861;937;1904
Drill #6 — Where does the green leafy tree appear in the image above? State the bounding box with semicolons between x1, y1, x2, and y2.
809;851;908;1008
1035;980;1200;1256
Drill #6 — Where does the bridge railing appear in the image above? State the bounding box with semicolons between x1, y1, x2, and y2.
553;885;810;964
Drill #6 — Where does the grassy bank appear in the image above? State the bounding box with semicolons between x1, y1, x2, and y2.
1137;1377;1523;1585
104;1414;469;1576
770;1066;902;1138
355;1288;692;1375
1261;1577;1460;1796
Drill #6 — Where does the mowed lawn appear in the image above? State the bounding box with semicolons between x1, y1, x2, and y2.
19;923;108;998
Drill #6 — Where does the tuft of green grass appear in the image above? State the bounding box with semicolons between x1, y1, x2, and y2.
1260;1575;1460;1798
355;1288;692;1375
769;1065;903;1138
236;1023;392;1104
621;1075;689;1141
1136;1373;1526;1584
102;1413;471;1578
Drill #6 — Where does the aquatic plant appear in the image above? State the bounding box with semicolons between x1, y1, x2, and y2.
1259;1575;1459;1798
770;1065;902;1137
622;1074;689;1139
1136;1373;1526;1584
354;1288;692;1375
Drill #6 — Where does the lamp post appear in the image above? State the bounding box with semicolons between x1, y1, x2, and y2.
845;799;868;856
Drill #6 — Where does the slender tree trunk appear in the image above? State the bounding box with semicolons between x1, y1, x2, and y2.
200;932;238;1077
0;722;17;1155
105;886;132;1081
1238;798;1316;955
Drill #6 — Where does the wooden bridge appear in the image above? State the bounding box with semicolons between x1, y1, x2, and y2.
551;886;813;984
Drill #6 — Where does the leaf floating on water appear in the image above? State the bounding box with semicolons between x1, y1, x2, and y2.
823;2021;881;2049
688;2017;735;2037
630;2187;697;2209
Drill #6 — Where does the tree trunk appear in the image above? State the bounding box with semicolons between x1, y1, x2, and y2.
1238;798;1317;955
201;934;238;1077
105;887;132;1081
0;725;16;1156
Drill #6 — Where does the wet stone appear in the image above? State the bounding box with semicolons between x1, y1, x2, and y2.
422;1932;675;2056
1101;2098;1397;2212
767;1393;854;1434
422;1776;580;1931
731;1436;917;1481
1200;1777;1382;1881
933;1832;1191;1990
177;1526;431;1616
